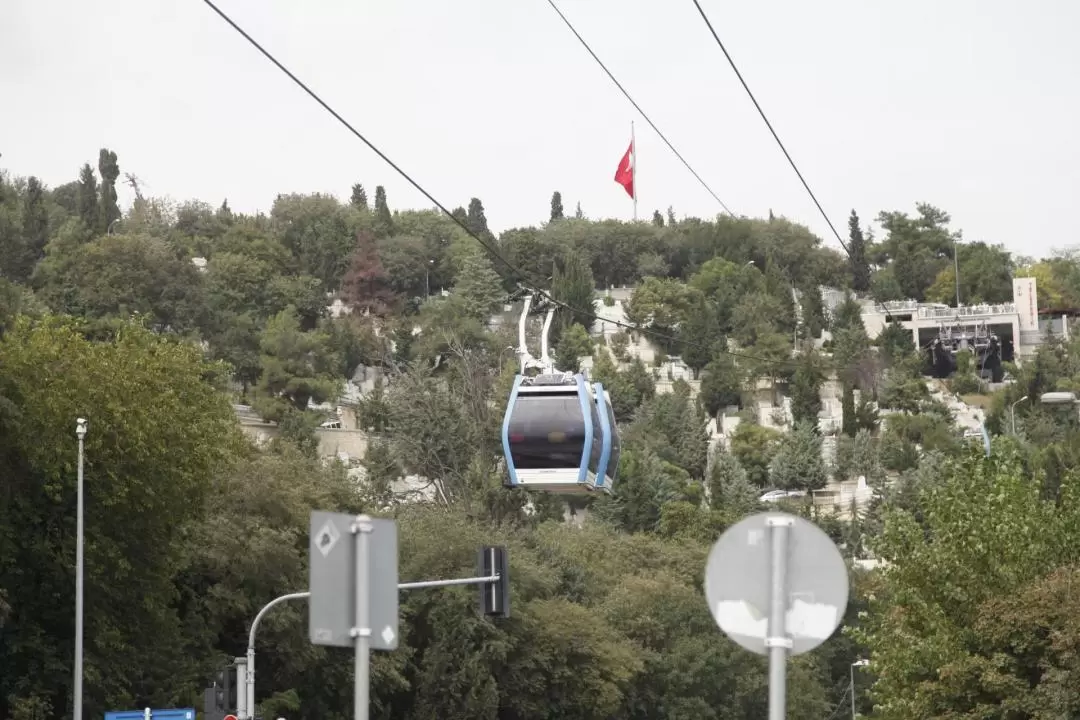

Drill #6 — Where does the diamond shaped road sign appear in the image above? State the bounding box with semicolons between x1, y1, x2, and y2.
315;519;340;558
308;511;399;651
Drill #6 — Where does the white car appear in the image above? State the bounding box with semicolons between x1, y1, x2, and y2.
758;489;806;503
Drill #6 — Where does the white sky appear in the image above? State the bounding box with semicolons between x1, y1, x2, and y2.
2;0;1078;258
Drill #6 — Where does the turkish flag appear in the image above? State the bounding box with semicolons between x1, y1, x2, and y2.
614;140;634;199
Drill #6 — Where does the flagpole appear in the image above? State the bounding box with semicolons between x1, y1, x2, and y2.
631;120;637;222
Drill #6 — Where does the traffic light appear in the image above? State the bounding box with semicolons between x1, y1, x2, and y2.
205;666;236;720
215;668;230;713
478;545;510;618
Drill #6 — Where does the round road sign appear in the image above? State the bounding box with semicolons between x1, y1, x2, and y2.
704;511;848;656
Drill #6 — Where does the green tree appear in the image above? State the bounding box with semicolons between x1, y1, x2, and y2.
767;421;827;490
840;381;857;437
924;240;1015;306
178;446;363;720
76;163;99;231
730;421;781;487
33;232;206;334
678;296;722;377
550;251;595;338
382;351;503;507
798;283;827;339
452;247;504;321
0;317;241;720
854;448;1080;718
790;350;825;426
549;190;564;222
96;148;121;235
270;193;358;290
830;292;864;334
628;381;709;480
253;306;342;421
848;209;871;292
698;353;742;418
875;203;958;301
707;450;758;517
609;330;631;361
595;448;695;533
554;322;592;371
876;321;915;364
350;182;369;210
625;277;700;348
373;185;393;236
7;176;49;282
635;251;669;278
466;197;494;243
850;428;885;485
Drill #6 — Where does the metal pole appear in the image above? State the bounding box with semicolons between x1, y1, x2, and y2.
235;658;247;719
397;574;499;590
1010;395;1029;436
239;570;501;719
954;238;961;307
246;591;311;719
352;516;373;720
73;418;87;720
850;663;856;719
631;120;637;222
766;515;792;720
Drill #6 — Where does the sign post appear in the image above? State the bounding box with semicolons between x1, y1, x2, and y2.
303;512;508;720
704;512;849;719
309;512;399;720
352;516;372;720
766;515;791;720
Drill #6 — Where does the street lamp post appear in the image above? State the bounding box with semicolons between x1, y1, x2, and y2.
850;659;869;719
244;591;312;719
73;418;88;720
1009;395;1029;435
425;259;434;300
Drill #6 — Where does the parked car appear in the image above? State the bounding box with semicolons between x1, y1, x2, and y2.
758;489;806;503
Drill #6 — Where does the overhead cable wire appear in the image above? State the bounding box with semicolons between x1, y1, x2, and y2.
197;0;808;369
689;0;896;323
821;684;852;720
689;0;846;252
545;0;736;217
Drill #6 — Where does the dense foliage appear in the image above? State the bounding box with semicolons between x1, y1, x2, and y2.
4;151;1080;719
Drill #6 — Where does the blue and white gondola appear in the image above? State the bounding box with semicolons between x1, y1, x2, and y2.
500;294;620;494
592;382;620;491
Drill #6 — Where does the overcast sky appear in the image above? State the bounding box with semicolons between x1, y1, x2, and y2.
2;0;1078;258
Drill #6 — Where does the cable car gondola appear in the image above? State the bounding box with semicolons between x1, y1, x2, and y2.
501;295;619;494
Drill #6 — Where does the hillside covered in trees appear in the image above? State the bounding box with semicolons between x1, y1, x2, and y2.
5;150;1080;719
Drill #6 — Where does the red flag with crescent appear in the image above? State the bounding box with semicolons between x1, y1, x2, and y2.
614;140;635;199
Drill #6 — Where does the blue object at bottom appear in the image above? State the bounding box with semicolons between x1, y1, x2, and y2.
105;709;195;720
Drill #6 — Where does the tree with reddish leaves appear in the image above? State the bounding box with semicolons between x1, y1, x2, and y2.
342;230;395;317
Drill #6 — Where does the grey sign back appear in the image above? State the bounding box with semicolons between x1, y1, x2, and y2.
309;511;400;651
704;511;848;656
